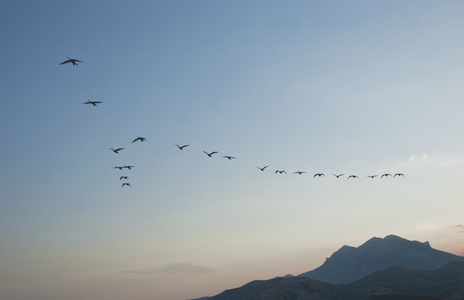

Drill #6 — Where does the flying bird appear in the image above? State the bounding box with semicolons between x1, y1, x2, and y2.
332;174;344;178
275;170;287;174
381;173;392;178
367;175;378;178
176;144;189;150
293;171;306;175
394;173;405;177
60;57;83;66
257;165;269;171
203;151;218;157
123;165;135;170
83;100;102;106
222;156;236;160
114;166;125;170
122;183;131;187
110;147;124;154
119;176;129;180
314;173;325;177
347;175;359;179
132;136;147;143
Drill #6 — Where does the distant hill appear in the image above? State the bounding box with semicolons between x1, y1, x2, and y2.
298;234;464;284
206;261;464;300
360;293;440;300
351;261;464;299
194;235;464;300
207;276;356;300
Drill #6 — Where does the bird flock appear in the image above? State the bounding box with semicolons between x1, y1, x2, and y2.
61;57;405;188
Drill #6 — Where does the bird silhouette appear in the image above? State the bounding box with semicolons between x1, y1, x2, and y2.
60;57;83;66
367;175;378;178
120;176;129;180
347;175;358;179
83;100;102;106
381;173;392;178
275;170;287;174
314;173;325;177
176;144;189;150
110;147;124;154
394;173;405;177
293;171;306;175
203;151;218;157
132;136;147;143
223;156;236;160
122;183;131;187
257;165;269;171
114;166;125;170
123;165;135;170
332;174;344;178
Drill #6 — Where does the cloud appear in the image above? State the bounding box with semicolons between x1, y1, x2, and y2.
408;153;464;167
126;263;218;275
455;224;464;233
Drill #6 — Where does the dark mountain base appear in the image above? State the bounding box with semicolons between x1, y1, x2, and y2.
208;261;464;300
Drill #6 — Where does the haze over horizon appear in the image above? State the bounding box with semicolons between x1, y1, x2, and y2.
1;1;464;300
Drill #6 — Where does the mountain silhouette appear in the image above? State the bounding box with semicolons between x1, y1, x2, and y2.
298;234;464;284
205;261;464;300
192;235;464;300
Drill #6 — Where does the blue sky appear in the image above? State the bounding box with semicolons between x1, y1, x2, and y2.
1;1;464;299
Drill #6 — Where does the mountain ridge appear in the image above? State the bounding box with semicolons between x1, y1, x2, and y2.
189;235;464;300
298;234;464;284
205;261;464;300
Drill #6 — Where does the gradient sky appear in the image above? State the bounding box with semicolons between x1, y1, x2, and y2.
1;1;464;299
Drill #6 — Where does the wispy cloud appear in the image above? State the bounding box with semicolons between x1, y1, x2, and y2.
126;262;218;275
455;224;464;233
408;153;464;167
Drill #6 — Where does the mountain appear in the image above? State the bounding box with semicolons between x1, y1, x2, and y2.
207;276;356;300
298;234;464;284
206;261;464;300
360;293;440;300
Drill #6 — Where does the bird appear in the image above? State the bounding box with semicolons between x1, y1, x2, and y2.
381;173;392;178
257;165;269;171
293;171;306;175
83;100;102;106
332;174;344;178
314;173;325;177
275;170;287;174
122;183;131;187
123;165;135;170
110;147;124;154
60;57;83;66
119;176;129;180
223;156;236;160
114;166;125;170
132;136;147;143
347;175;358;179
367;175;378;178
176;144;189;150
203;151;218;157
394;173;405;177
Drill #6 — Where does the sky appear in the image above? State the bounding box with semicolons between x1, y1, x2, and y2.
1;1;464;299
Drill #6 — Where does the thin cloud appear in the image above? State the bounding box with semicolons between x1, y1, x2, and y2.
408;153;464;166
126;263;218;275
455;224;464;233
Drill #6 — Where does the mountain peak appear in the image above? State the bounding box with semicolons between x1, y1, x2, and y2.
299;234;464;284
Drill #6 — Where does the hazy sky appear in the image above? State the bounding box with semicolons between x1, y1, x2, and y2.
1;1;464;299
